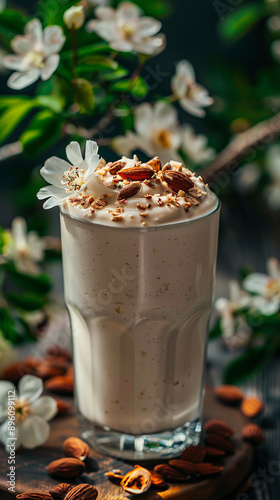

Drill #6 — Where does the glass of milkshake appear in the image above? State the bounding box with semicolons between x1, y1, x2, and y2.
38;141;220;460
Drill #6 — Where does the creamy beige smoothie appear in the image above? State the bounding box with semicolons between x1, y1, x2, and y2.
59;154;219;456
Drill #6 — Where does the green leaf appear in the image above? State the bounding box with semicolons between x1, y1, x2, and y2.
6;293;46;311
0;307;22;344
3;262;52;295
102;67;129;81
78;56;119;72
113;0;170;18
111;78;132;93
73;78;94;113
209;318;223;339
0;100;35;144
223;343;275;384
61;43;113;61
36;95;65;113
0;9;28;39
37;0;77;26
0;96;32;111
131;76;149;98
219;4;265;42
20;110;63;158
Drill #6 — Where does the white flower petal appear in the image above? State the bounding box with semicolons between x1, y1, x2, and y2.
66;141;83;166
243;273;270;295
11;35;33;55
110;38;134;52
20;415;50;449
40;157;71;186
252;296;279;316
171;73;188;99
137;18;162;37
41;54;59;81
44;26;65;56
95;5;116;21
267;257;280;280
117;2;141;21
85;140;99;164
112;132;140;156
18;375;43;404
2;55;27;71
25;19;43;49
134;34;166;55
215;297;230;316
134;103;153;138
31;396;57;421
154;101;178;130
177;60;195;82
37;185;69;206
86;20;114;41
180;98;206;117
7;69;40;90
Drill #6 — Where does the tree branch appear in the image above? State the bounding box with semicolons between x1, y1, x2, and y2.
202;112;280;184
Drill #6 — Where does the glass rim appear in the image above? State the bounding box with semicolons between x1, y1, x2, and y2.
60;196;221;232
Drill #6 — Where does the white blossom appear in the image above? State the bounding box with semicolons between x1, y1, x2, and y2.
64;6;85;30
2;217;45;274
0;375;57;451
87;2;166;55
243;258;280;310
37;140;100;209
215;281;253;339
112;101;182;164
181;125;215;165
2;19;65;90
171;60;213;117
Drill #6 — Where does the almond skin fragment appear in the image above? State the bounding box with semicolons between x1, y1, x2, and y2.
45;375;73;396
214;385;244;405
49;483;73;500
204;433;235;453
150;471;168;490
121;466;151;494
180;444;206;463
162;170;194;193
46;457;85;479
109;161;126;175
64;484;98;500
118;166;154;181
241;397;264;418
147;156;161;172
242;423;264;445
154;464;187;481
117;182;141;200
169;459;197;475
17;495;53;500
63;436;89;461
204;419;235;438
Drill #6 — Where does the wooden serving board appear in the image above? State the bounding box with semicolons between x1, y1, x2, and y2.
0;385;253;500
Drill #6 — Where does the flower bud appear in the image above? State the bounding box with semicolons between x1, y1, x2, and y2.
63;6;85;30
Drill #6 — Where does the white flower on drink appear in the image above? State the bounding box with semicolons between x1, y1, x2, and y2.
265;144;280;209
243;258;280;306
87;2;166;55
37;140;100;209
171;60;213;117
215;281;253;339
2;19;65;90
181;125;215;165
0;375;57;451
112;101;182;164
64;6;85;30
2;217;45;274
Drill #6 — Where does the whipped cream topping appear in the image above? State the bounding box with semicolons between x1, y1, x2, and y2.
63;155;218;227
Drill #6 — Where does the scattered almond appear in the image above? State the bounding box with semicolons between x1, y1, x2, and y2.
46;457;85;479
150;471;168;490
204;446;226;459
242;423;264;445
63;437;89;461
64;484;98;500
49;483;73;500
194;463;224;476
241;397;263;418
154;464;187;481
55;399;71;416
169;459;197;475
121;466;151;494
204;419;235;438
214;385;244;405
16;495;52;500
2;361;32;383
109;161;126;175
162;170;194;193
180;444;206;463
204;433;235;453
45;375;74;395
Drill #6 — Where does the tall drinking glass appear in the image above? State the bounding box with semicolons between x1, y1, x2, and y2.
60;199;220;460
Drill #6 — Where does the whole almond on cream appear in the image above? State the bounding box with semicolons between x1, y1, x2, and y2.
118;166;154;181
162;170;194;193
46;457;85;479
63;436;89;461
64;484;98;500
117;182;141;200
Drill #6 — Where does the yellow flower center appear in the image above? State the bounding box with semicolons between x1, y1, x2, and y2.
25;51;45;69
156;129;172;149
62;166;86;192
121;21;136;38
266;279;280;299
14;399;32;423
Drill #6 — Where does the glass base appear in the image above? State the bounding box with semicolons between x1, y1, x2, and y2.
79;416;202;460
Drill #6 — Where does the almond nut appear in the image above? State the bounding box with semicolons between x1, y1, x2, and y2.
241;397;263;418
117;182;141;200
147;156;161;172
16;495;52;500
46;458;85;479
162;170;194;193
150;471;168;490
55;399;71;416
63;437;89;461
214;385;244;405
242;423;264;445
49;483;73;500
204;446;226;459
204;419;235;438
45;376;73;395
109;161;126;175
154;464;187;481
64;484;98;500
118;166;154;181
194;463;224;475
204;433;235;453
121;466;151;494
169;460;197;475
180;444;206;463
